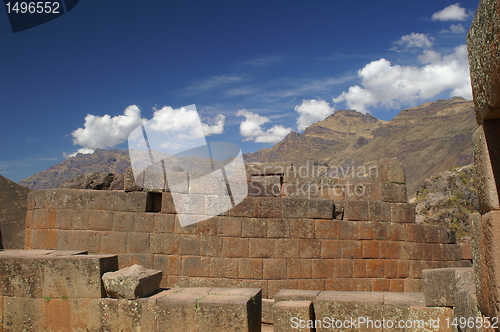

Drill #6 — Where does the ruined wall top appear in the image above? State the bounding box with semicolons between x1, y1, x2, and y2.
467;0;500;124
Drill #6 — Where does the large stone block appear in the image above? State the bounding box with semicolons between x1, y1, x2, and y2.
453;287;484;332
370;162;406;184
473;124;500;212
381;183;407;203
255;197;283;218
314;291;384;332
156;287;262;332
273;301;314;332
102;264;162;299
249;175;282;197
307;199;334;219
390;203;415;223
422;267;475;307
467;0;500;123
344;200;369;221
42;254;118;298
0;250;117;300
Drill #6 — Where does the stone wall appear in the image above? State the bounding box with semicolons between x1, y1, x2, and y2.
467;0;500;320
25;162;470;299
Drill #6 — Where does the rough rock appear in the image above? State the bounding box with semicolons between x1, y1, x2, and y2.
102;264;162;299
413;165;478;237
60;172;115;190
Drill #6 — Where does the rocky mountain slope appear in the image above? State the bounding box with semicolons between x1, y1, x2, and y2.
0;175;31;248
245;97;476;194
412;165;478;238
20;97;476;196
19;149;130;191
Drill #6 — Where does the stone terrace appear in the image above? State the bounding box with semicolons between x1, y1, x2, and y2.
24;162;470;299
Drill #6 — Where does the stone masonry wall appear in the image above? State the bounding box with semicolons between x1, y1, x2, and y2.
467;0;500;320
25;163;470;299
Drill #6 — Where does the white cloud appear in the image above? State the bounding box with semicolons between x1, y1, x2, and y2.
71;105;145;151
440;23;466;34
63;148;94;159
450;24;466;34
392;33;434;52
149;106;225;139
236;109;292;143
202;114;226;135
295;99;335;131
68;105;225;158
432;3;469;21
332;45;471;113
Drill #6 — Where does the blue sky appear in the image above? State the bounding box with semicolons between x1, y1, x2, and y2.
0;1;478;182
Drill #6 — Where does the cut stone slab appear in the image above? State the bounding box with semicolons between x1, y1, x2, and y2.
273;301;314;332
422;267;475;307
156;287;262;332
0;250;114;298
102;264;162;299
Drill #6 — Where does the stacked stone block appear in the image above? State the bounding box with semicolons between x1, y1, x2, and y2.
0;250;262;331
25;183;470;299
467;0;500;321
272;289;455;332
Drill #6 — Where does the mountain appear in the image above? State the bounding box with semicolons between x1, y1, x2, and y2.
0;175;31;248
245;97;476;195
19;148;130;191
19;97;476;196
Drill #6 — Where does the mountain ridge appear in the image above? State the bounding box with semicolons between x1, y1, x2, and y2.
19;97;476;195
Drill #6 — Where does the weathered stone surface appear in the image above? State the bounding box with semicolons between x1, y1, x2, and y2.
0;250;117;298
473;125;500;212
370;162;406;184
262;298;274;324
102;264;162;299
3;297;46;331
273;301;314;332
274;289;320;302
453;286;483;332
124;167;143;192
314;291;384;332
156;287;261;332
467;0;500;123
469;211;497;319
407;306;453;332
249;175;282;197
422;267;475;307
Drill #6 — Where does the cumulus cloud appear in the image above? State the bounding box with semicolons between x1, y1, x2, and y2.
392;33;434;52
149;105;224;140
432;3;469;21
67;105;225;157
332;45;471;113
70;105;145;153
295;99;335;131
236;109;292;143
